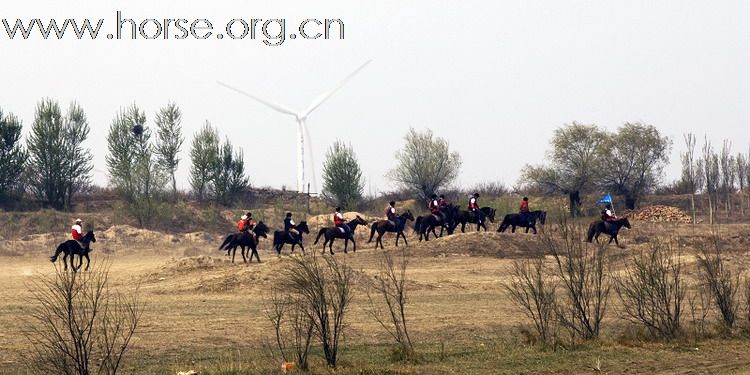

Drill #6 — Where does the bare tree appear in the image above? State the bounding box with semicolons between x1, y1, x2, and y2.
696;234;739;331
266;292;314;371
736;153;747;215
544;219;611;341
681;133;699;224
366;248;415;357
719;140;736;217
23;261;142;375
616;240;685;340
701;138;720;225
503;255;557;345
279;253;357;368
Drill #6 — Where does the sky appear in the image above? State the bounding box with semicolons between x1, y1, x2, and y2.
2;1;749;195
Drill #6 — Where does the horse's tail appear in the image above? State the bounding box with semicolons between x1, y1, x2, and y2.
313;229;325;245
273;232;281;246
50;243;64;262
586;222;596;243
218;234;234;250
368;223;377;243
414;216;423;231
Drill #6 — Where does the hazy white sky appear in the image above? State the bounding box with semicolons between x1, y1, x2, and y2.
2;1;749;194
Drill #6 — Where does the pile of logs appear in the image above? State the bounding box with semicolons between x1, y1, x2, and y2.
628;205;694;224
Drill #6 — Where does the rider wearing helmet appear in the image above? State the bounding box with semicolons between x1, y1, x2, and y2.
468;192;482;224
71;218;84;243
333;207;350;235
284;212;299;241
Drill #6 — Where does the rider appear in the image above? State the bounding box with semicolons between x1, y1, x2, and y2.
601;203;617;222
386;201;398;226
71;218;84;243
519;197;532;225
284;212;300;241
239;212;257;240
468;192;481;224
438;194;449;208
428;194;442;221
333;207;350;235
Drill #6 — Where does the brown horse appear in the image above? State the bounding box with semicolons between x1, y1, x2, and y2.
313;216;369;254
368;210;415;249
586;217;631;247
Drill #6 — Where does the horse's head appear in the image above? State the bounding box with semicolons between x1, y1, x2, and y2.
297;221;310;234
487;208;496;222
352;215;368;226
84;231;96;244
402;210;414;221
538;211;547;225
254;221;269;238
621;217;631;229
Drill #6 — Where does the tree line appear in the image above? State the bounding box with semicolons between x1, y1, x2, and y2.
0;100;248;224
3;99;747;223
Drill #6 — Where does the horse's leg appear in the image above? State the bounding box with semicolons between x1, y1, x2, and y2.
299;241;305;254
511;225;516;233
329;238;335;255
343;238;348;254
461;222;466;233
532;225;537;235
401;232;408;246
84;254;90;271
351;238;357;252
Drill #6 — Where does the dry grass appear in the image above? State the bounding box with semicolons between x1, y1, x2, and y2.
2;218;750;373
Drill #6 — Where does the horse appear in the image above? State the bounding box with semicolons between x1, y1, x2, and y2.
272;221;310;255
586;217;631;247
415;205;458;241
497;210;547;234
313;216;369;254
455;206;494;232
50;231;97;272
218;222;269;263
368;210;415;250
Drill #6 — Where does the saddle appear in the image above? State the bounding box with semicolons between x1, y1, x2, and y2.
431;213;442;222
338;227;346;234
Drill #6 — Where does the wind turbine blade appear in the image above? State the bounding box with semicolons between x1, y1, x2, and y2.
301;60;372;118
217;81;298;117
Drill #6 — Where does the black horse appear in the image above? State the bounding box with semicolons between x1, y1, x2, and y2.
415;205;458;241
368;210;415;250
586;217;631;247
272;221;310;255
455;206;495;232
313;216;369;254
50;231;97;272
218;222;270;263
497;210;547;234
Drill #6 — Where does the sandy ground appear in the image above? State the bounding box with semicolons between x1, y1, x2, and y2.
2;220;750;373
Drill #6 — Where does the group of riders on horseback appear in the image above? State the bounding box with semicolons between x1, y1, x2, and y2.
48;192;630;269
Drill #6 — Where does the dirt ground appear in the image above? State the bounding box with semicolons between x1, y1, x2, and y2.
2;219;750;374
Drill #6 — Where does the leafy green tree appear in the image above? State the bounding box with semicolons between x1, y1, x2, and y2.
387;128;461;199
521;122;606;217
154;102;184;201
26;99;93;210
597;122;671;209
106;104;166;227
321;140;364;209
211;138;249;206
189;121;220;201
0;108;26;198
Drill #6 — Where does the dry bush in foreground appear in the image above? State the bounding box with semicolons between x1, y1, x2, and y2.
503;255;557;346
366;248;415;359
265;291;314;371
23;261;143;375
544;219;611;342
277;253;357;368
696;235;739;331
616;240;685;340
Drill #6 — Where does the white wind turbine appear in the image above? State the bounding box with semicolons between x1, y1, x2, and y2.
218;60;371;193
